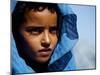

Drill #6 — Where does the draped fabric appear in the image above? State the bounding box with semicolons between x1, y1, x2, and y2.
11;36;34;74
11;1;79;74
48;4;78;71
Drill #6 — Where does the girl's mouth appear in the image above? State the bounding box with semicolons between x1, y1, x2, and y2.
38;48;52;56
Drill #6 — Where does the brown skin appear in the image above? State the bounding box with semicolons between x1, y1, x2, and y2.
19;8;58;65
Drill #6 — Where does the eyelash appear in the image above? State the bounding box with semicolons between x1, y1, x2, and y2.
26;27;57;35
27;28;43;35
49;27;57;34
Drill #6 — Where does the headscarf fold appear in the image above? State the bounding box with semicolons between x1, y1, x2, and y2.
48;4;78;71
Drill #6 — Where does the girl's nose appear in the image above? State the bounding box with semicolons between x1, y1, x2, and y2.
41;30;50;48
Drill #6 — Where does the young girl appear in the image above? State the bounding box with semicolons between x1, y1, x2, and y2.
12;1;78;74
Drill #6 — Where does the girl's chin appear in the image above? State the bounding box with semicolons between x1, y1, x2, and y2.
35;56;50;64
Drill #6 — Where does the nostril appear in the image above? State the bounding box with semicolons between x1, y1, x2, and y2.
41;42;50;48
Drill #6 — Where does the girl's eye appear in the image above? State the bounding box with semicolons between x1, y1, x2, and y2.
49;27;57;34
26;27;43;35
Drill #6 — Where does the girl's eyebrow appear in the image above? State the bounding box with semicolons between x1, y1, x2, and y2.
23;25;44;29
24;25;57;29
25;26;44;30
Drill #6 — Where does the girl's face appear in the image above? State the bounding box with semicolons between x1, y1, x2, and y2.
19;8;58;64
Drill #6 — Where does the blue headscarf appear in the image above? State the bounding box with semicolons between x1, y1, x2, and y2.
48;4;78;71
11;0;79;74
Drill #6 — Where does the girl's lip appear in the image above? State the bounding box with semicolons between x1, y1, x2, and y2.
39;48;52;52
38;48;52;56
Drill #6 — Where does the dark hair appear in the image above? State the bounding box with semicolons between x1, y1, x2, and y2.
12;1;61;34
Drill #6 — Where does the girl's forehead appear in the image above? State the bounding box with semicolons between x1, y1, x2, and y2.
23;8;57;27
25;8;57;16
25;8;57;20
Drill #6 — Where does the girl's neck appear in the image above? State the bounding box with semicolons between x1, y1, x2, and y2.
28;60;49;73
